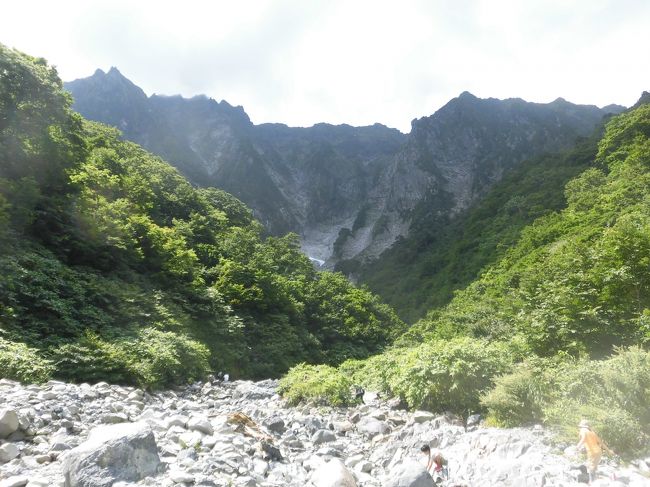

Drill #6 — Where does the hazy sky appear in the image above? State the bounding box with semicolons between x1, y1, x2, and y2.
2;0;649;131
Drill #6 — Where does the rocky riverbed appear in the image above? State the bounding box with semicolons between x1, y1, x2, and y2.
0;378;649;487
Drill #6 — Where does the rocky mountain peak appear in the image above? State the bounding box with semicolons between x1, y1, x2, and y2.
632;90;650;109
66;71;620;266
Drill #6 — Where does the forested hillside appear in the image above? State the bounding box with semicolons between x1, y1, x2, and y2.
281;99;650;456
0;45;405;387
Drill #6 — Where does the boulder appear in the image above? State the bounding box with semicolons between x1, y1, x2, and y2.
412;411;435;424
187;416;213;435
312;429;337;445
260;440;283;461
0;476;28;487
383;460;432;487
0;442;20;463
62;422;161;487
356;417;390;438
169;470;194;483
466;413;482;427
233;381;274;401
0;409;19;439
263;416;286;434
312;458;357;487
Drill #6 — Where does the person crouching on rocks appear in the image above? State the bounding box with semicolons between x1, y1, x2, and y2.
421;445;448;484
576;419;614;483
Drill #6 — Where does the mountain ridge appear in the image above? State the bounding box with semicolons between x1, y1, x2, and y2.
65;69;624;266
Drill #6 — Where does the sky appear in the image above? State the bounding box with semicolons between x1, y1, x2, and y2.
2;0;649;132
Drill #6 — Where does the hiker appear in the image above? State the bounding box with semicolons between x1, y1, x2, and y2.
576;419;614;483
421;444;448;483
354;386;365;402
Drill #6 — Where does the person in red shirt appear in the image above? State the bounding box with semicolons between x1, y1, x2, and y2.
421;445;448;483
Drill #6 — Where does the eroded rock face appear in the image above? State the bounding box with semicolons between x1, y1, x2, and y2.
0;377;648;487
62;422;160;487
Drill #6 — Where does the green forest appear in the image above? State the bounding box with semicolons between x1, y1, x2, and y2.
0;44;405;387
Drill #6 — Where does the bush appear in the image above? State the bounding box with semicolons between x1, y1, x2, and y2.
482;358;560;427
482;347;650;456
278;363;353;407
544;347;650;456
50;328;211;389
129;328;211;387
545;400;646;456
0;337;53;383
50;332;137;385
338;337;514;415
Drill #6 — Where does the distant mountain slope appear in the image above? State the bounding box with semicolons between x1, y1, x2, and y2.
66;69;622;267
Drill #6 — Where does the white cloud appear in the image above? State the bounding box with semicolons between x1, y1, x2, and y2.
2;0;648;131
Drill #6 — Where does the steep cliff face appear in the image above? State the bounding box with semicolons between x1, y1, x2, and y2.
66;69;406;256
65;70;620;266
331;93;624;265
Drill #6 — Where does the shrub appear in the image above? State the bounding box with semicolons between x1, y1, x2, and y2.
0;337;53;383
544;400;646;456
340;337;514;415
128;328;211;387
481;358;560;427
278;363;353;407
544;347;650;456
49;332;134;384
50;328;211;389
482;347;650;456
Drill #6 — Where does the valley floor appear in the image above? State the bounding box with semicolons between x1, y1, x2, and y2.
0;378;648;487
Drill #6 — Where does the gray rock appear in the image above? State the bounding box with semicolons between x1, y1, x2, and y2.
0;442;19;463
176;448;198;461
0;476;28;487
466;414;482;427
260;440;282;461
236;476;257;487
362;391;380;405
312;458;357;487
50;440;72;452
37;391;57;401
412;411;435;424
233;382;274;401
383;460;432;487
169;470;194;483
312;429;337;445
263;416;285;434
355;460;373;473
188;417;213;435
0;409;19;439
356;417;390;438
100;414;128;424
62;422;160;487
